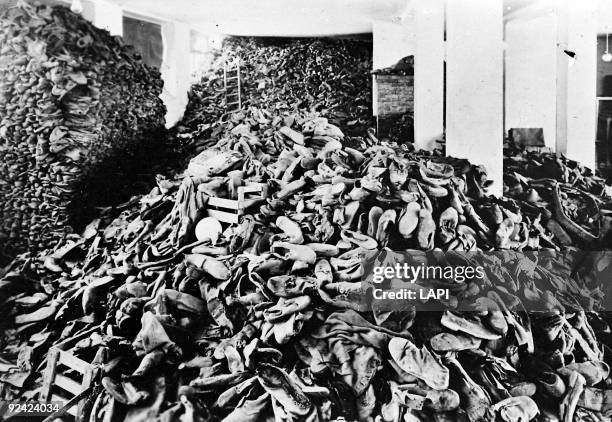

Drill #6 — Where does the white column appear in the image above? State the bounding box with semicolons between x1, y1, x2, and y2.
160;22;191;127
414;0;444;151
446;0;504;196
93;0;123;36
555;0;568;154
505;15;558;150
565;0;597;170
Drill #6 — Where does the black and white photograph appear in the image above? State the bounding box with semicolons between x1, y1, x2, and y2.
0;0;612;421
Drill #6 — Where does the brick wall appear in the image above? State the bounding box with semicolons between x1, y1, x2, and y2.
373;74;414;116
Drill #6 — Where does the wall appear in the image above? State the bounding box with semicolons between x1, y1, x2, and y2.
505;15;558;149
372;75;414;116
372;19;415;70
160;22;191;127
121;17;206;127
81;0;122;36
122;17;163;68
190;31;225;83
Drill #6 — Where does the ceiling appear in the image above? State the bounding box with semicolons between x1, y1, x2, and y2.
114;0;551;36
111;0;541;24
34;0;612;36
113;0;409;35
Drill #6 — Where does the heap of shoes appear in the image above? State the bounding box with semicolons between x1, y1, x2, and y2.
1;104;612;422
0;2;166;255
174;35;416;166
173;36;374;159
504;145;612;247
371;56;414;76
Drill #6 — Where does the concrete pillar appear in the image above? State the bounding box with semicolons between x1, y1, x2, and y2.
446;0;504;196
565;0;597;170
160;22;191;127
505;15;558;150
555;0;568;154
414;0;444;151
81;0;123;36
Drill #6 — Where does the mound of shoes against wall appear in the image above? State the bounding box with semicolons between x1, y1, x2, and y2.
0;2;166;256
1;101;612;421
172;36;414;160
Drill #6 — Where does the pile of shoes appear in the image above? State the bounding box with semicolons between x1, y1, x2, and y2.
504;146;612;247
378;113;415;145
174;36;418;163
172;36;375;158
0;2;166;255
371;56;414;76
1;106;612;422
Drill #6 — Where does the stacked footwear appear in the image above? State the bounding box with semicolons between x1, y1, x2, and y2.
0;2;166;255
504;146;612;248
1;106;612;422
172;35;416;164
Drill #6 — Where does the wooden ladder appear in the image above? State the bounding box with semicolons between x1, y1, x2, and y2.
206;183;267;224
40;328;100;421
223;58;242;112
